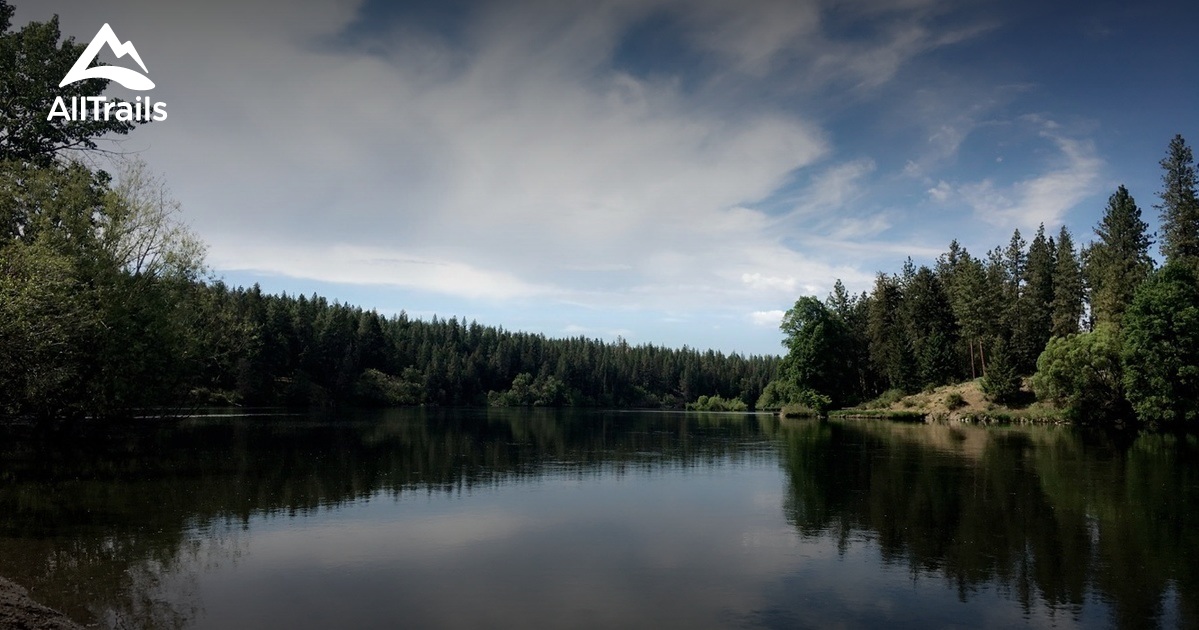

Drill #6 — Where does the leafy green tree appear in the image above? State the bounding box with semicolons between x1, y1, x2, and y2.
0;240;96;418
1032;326;1128;423
1084;186;1154;326
755;379;802;410
1121;263;1199;426
1157;135;1199;273
0;1;143;166
779;296;855;406
0;159;111;255
1051;226;1083;337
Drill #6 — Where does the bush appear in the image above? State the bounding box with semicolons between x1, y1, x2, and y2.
944;392;967;410
1031;326;1128;423
779;403;818;418
864;388;906;409
687;394;749;412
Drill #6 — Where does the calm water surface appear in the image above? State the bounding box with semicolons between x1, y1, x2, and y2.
1;409;1196;629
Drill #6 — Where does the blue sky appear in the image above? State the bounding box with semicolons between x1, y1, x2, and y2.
21;0;1199;356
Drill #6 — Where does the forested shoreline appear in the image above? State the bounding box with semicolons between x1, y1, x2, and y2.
764;134;1199;428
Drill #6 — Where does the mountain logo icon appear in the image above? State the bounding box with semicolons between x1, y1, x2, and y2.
59;23;155;91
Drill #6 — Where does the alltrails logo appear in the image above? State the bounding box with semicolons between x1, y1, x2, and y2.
47;23;167;122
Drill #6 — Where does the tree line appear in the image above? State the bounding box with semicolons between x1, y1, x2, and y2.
187;284;778;410
769;134;1199;427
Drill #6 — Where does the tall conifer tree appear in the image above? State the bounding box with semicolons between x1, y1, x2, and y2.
1158;134;1199;273
1050;226;1084;337
1084;186;1154;326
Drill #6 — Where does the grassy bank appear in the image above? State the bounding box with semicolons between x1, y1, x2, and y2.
831;379;1068;425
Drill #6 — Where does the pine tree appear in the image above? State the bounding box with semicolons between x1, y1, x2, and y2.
1050;226;1083;337
947;253;1001;379
1157;134;1199;273
903;266;960;387
867;273;916;392
1016;224;1055;371
1084;186;1154;326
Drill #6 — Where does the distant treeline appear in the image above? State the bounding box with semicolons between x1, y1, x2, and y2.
767;134;1199;427
190;284;778;410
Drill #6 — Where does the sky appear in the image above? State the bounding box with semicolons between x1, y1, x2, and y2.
17;0;1199;356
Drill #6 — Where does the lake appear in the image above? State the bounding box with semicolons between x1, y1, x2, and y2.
0;409;1196;629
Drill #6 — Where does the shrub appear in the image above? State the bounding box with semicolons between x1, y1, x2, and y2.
1031;326;1128;423
687;394;749;412
865;388;906;409
944;392;967;410
779;404;818;418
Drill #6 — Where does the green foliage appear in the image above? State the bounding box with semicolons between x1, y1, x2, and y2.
1014;224;1055;371
1031;327;1128;424
755;379;801;410
0;1;142;166
779;403;818;418
863;388;906;409
488;372;572;407
944;392;967;410
1084;186;1154;326
980;337;1021;405
1051;226;1084;337
1120;263;1199;425
1157;134;1199;273
0;240;95;418
904;267;960;387
796;389;832;414
687;394;748;412
354;368;424;406
779;296;856;406
755;380;831;414
867;273;918;393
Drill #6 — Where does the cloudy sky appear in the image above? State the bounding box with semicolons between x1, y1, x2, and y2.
19;0;1199;355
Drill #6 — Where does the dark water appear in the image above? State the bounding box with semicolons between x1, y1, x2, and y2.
1;410;1196;629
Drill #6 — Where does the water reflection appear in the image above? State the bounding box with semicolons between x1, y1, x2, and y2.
0;409;776;628
0;411;1196;628
777;420;1199;628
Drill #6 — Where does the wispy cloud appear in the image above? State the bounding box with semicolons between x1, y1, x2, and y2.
24;0;1015;352
749;310;785;327
957;125;1102;229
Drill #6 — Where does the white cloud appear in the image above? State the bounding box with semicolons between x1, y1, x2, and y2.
782;159;876;220
741;273;797;293
212;242;550;301
927;180;952;202
958;128;1102;228
749;310;785;327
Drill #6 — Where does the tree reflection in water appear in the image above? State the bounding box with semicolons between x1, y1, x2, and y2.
778;419;1198;628
0;411;1195;629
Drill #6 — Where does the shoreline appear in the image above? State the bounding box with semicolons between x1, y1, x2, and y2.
0;577;86;630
